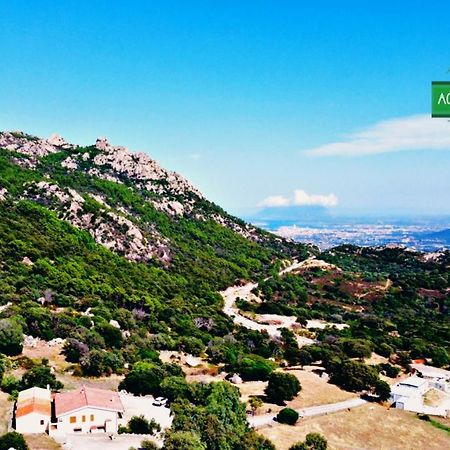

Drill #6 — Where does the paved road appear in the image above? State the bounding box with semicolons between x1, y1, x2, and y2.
248;397;367;428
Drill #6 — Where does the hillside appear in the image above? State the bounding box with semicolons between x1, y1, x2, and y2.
0;131;312;360
1;131;449;449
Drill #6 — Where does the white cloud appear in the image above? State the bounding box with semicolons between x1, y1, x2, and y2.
258;195;290;207
294;189;338;207
304;114;450;157
189;153;202;160
258;189;338;208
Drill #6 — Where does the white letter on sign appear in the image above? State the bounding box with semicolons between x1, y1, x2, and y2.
438;93;448;105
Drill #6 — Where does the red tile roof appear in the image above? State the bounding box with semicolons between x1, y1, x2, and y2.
54;386;124;416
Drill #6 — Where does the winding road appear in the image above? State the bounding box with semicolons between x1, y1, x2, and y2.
220;258;367;427
220;258;340;345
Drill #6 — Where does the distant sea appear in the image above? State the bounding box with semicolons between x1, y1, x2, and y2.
251;216;450;252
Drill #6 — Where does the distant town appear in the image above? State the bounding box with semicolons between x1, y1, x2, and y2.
256;218;450;251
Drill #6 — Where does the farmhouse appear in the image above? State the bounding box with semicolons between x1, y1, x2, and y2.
14;386;124;436
50;386;124;436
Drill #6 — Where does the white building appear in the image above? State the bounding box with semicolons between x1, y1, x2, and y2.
390;374;450;417
49;386;124;436
390;376;429;411
15;387;51;434
411;364;450;393
14;386;124;436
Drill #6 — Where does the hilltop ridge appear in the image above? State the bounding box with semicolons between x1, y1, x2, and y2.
0;130;307;266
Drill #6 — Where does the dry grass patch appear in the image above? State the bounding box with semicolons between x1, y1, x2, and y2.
55;372;122;391
21;342;69;372
424;388;448;407
237;367;354;415
364;352;389;366
0;392;12;434
259;403;450;450
284;368;353;409
24;434;62;450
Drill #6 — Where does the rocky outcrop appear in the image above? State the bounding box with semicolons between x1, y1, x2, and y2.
0;131;74;162
1;130;265;262
24;181;171;264
92;137;203;201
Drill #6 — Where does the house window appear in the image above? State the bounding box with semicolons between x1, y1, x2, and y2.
40;420;44;425
70;416;76;423
90;414;95;422
82;415;86;423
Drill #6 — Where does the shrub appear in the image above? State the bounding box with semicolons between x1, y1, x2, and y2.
237;431;276;449
119;361;165;396
329;360;378;392
79;349;123;376
0;431;29;450
63;338;89;363
21;364;63;391
378;363;400;378
374;379;391;401
276;408;299;425
160;376;192;402
0;319;23;356
265;372;301;404
237;354;275;381
163;430;206;450
97;323;123;349
1;375;21;394
140;439;159;449
120;415;161;435
377;343;394;358
119;361;182;396
341;339;372;359
289;433;328;450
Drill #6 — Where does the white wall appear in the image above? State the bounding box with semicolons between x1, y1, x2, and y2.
16;412;49;434
49;407;119;437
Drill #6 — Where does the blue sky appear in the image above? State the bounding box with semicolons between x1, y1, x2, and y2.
1;1;450;217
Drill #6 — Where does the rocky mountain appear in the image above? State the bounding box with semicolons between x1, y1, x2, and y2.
0;130;312;356
0;131;304;267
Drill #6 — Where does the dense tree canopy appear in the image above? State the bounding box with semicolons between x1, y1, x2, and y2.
265;372;301;404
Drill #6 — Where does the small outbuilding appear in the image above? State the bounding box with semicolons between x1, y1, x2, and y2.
15;387;52;434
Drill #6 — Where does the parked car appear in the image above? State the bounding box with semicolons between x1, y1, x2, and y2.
153;397;167;407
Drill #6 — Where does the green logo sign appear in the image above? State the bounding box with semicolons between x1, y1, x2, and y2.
432;81;450;117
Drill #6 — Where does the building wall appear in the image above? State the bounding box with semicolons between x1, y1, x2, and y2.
391;389;423;404
50;407;119;436
16;412;50;434
428;380;450;393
